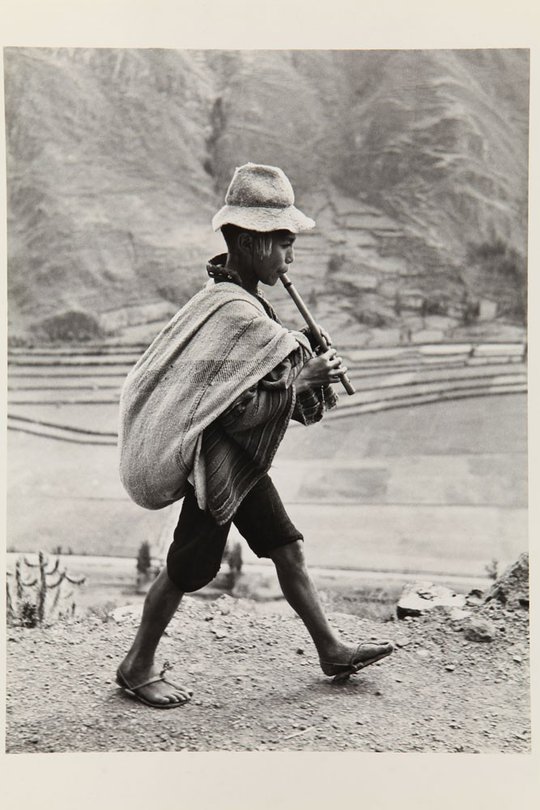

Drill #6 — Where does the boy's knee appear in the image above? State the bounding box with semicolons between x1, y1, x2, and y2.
270;539;306;571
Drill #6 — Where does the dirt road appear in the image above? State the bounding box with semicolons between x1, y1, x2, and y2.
6;586;529;754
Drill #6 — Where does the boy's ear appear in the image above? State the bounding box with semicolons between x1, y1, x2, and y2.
237;231;253;255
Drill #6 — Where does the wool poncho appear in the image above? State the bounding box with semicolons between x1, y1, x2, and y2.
118;280;313;521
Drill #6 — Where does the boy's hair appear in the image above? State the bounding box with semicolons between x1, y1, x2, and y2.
221;223;275;260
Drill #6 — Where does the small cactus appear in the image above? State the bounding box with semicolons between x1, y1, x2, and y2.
6;552;85;627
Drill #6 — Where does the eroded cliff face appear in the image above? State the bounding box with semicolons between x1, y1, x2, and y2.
4;48;529;342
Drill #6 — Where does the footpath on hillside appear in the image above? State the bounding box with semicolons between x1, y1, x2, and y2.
5;555;530;754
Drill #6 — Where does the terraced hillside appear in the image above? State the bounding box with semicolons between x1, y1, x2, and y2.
7;341;526;444
7;342;528;575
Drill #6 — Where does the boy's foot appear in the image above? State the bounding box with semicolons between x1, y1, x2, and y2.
116;661;193;708
319;641;394;681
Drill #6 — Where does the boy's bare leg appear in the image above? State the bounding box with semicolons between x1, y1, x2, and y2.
269;541;392;672
118;567;192;705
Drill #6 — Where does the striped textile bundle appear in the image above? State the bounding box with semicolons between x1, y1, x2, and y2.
118;281;312;517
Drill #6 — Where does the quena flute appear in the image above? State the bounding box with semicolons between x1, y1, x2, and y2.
279;270;355;395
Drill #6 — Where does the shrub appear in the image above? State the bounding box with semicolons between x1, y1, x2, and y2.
421;297;448;317
462;300;480;325
19;600;39;628
327;254;345;275
86;601;118;624
354;308;388;328
465;237;527;325
467;238;526;283
467;238;507;262
34;309;104;343
136;541;152;575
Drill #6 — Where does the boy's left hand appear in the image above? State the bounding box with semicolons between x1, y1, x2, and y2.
317;325;333;347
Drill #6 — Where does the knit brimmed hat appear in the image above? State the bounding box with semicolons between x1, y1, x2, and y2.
212;162;316;233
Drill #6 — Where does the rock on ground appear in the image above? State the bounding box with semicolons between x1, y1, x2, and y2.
484;552;529;608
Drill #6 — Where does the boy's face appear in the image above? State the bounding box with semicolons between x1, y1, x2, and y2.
254;231;296;286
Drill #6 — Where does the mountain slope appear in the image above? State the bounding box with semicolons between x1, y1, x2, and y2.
4;48;529;343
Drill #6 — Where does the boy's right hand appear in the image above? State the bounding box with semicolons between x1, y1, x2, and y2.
295;348;348;392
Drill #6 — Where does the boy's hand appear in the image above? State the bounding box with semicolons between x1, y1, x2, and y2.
302;323;332;351
295;348;348;391
316;325;333;348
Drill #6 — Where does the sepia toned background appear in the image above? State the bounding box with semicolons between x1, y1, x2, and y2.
0;23;533;770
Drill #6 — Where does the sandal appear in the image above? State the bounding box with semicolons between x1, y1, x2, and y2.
320;641;394;682
116;662;192;709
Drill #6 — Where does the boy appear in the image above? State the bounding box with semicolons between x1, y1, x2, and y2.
116;163;393;708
